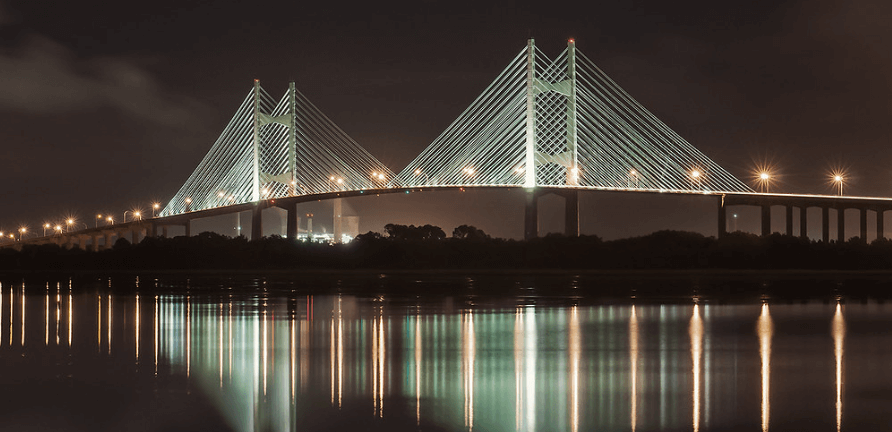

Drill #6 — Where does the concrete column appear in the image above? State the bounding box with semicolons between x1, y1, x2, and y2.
822;207;830;242
717;197;726;238
149;222;157;238
333;198;343;243
761;205;771;237
800;206;808;238
251;205;263;240
184;220;191;237
785;205;794;236
162;226;169;238
564;190;579;237
838;208;846;242
860;207;868;240
104;232;115;250
878;210;885;240
524;189;538;240
131;228;140;245
286;205;298;240
78;235;88;251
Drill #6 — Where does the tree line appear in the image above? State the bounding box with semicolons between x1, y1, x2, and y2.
3;224;892;271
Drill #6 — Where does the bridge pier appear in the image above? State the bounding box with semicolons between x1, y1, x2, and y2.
717;196;726;238
860;208;868;240
785;205;794;236
761;205;771;237
185;220;191;237
561;190;579;237
131;227;140;245
286;205;298;239
878;210;885;240
251;204;263;240
800;206;808;238
838;208;846;242
524;189;538;240
162;226;169;238
822;207;830;242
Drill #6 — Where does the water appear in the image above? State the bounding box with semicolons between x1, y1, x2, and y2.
0;275;890;431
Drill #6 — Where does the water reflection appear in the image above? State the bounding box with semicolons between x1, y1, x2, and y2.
690;304;703;432
0;280;890;432
758;303;773;432
832;303;845;432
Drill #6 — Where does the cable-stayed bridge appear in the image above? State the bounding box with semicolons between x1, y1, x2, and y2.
10;39;892;250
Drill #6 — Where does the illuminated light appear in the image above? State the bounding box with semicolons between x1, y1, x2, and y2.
185;198;192;203
568;38;575;43
760;172;770;180
337;178;344;184
330;176;335;181
691;169;701;178
218;192;225;198
414;169;422;175
630;169;637;176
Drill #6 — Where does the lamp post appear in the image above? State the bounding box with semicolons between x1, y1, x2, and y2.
690;169;702;191
43;223;50;237
96;214;103;228
66;218;74;233
834;175;844;196
152;203;160;218
18;227;26;241
107;216;114;226
185;197;192;212
759;172;771;193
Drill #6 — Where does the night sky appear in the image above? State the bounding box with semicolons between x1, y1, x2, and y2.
2;0;891;240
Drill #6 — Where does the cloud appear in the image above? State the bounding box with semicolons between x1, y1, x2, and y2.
0;33;203;127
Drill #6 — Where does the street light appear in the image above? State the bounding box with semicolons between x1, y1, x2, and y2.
54;225;62;236
43;223;50;237
66;218;74;233
18;227;26;241
690;169;702;190
152;203;160;217
629;169;639;188
96;214;103;228
833;174;844;196
107;216;114;225
758;171;771;193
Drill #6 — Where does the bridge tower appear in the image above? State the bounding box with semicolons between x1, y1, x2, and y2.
524;38;580;240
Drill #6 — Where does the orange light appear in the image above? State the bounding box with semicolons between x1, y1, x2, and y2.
568;38;575;43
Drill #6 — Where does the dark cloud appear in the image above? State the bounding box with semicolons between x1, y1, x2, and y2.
0;33;204;127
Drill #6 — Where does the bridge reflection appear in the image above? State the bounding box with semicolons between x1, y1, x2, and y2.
0;283;856;432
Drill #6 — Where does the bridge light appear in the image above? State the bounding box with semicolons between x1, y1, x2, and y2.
414;169;422;175
515;167;524;173
185;198;192;203
337;178;344;184
690;169;700;178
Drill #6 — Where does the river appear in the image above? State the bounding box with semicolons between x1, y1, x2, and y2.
0;273;889;431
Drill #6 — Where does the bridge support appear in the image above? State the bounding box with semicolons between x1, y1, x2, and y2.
800;206;808;238
822;207;830;242
561;190;579;237
878;210;885;240
717;196;726;238
286;205;298;240
251;204;263;240
761;205;771;237
838;208;846;242
785;205;794;236
184;220;192;237
860;208;868;240
524;189;538;240
162;226;169;238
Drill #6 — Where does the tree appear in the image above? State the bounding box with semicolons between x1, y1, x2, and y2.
452;225;490;240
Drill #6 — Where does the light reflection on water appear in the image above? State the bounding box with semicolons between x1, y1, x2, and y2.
0;278;890;431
